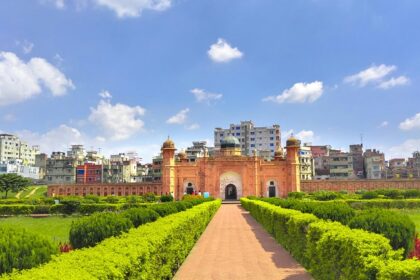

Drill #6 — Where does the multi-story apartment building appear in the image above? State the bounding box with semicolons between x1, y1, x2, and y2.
407;151;420;178
214;121;280;157
388;158;409;178
151;155;163;182
350;144;364;178
67;145;85;161
0;134;39;165
76;163;102;184
364;149;385;179
103;154;137;183
310;145;331;179
45;152;81;184
35;153;48;180
0;159;40;180
299;145;315;180
328;151;355;179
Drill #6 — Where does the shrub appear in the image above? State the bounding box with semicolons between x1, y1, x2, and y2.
403;189;420;199
0;205;35;215
32;205;50;214
287;192;306;199
104;196;119;204
60;198;81;215
78;203;120;215
160;194;174;202
143;192;156;202
69;212;133;249
377;259;420;279
349;209;416;257
310;202;356;224
182;194;203;201
2;200;221;279
148;203;178;217
312;190;341;201
361;191;379;199
122;208;159;227
0;226;56;274
83;195;100;203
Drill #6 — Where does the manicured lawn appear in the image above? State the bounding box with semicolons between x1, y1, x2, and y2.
0;185;47;199
395;209;420;233
0;216;78;245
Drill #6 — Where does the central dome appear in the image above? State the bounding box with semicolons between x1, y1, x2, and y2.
221;136;241;149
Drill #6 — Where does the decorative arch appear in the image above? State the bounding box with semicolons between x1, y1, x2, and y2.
183;180;196;195
266;180;278;197
220;171;242;200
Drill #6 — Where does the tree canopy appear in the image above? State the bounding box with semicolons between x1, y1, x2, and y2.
0;173;32;198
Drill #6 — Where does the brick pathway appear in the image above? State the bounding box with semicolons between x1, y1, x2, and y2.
174;204;312;280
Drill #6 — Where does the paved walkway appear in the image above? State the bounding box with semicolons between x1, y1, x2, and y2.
174;204;312;280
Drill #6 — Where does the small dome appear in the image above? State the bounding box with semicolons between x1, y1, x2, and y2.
286;136;301;147
221;136;240;149
178;149;187;159
274;147;284;157
162;137;175;149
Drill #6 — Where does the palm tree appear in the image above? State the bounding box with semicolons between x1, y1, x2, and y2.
0;174;32;199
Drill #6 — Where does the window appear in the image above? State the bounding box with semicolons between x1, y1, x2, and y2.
250;138;255;141
250;132;255;135
236;133;240;136
236;126;240;130
270;137;274;140
220;133;224;137
270;143;274;146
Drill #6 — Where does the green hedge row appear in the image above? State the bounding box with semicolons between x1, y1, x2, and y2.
0;226;57;274
1;200;221;280
241;198;420;280
345;199;420;209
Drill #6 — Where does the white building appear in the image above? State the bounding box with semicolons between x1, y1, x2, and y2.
299;145;315;180
214;121;281;157
0;159;40;180
0;134;39;165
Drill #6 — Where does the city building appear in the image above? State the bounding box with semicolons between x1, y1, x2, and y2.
328;151;355;179
76;163;102;184
0;159;40;180
45;151;83;184
0;133;39;165
35;153;48;181
214;121;280;157
299;145;315;180
350;144;364;178
103;154;137;183
185;141;213;162
363;149;385;179
310;145;331;179
388;158;408;178
67;145;85;161
407;151;420;178
151;155;163;182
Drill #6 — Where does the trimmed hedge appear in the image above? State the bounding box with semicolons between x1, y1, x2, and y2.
348;209;416;257
69;212;133;249
0;226;57;274
346;199;420;209
241;198;420;280
122;208;159;227
1;200;221;280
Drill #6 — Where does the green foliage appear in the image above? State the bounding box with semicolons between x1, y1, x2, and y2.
0;174;32;199
377;259;420;280
287;191;306;199
0;205;36;215
143;192;156;202
59;198;81;215
0;226;56;274
346;199;420;210
78;203;121;215
403;189;420;199
349;209;416;257
160;194;174;202
104;196;119;204
69;212;133;249
83;195;100;203
362;191;379;199
2;200;221;280
240;198;415;280
311;190;341;201
149;203;178;217
122;208;159;227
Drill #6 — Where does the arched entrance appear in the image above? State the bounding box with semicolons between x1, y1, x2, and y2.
225;184;237;200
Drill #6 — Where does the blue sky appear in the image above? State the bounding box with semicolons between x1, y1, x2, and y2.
1;0;420;162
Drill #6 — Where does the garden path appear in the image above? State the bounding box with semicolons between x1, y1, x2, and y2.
174;204;312;280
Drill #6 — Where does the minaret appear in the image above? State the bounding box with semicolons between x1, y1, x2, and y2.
286;135;301;193
161;137;176;198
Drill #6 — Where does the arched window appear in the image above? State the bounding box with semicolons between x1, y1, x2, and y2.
268;181;276;197
186;182;194;195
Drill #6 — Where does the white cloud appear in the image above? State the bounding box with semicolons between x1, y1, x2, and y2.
387;139;420;159
0;51;74;106
16;40;34;54
379;121;389;128
399;113;420;131
191;88;222;103
344;64;396;87
99;90;112;99
17;124;85;154
377;76;410;89
94;0;171;18
263;81;323;104
89;99;146;140
283;129;315;144
167;108;189;124
185;123;200;130
208;38;243;63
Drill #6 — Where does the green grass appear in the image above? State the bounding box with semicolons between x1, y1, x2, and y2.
0;216;78;245
0;185;47;199
395;209;420;234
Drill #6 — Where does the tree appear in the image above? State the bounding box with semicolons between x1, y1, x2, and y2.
0;173;32;198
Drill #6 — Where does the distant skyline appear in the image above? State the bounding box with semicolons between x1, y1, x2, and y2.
1;0;420;162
